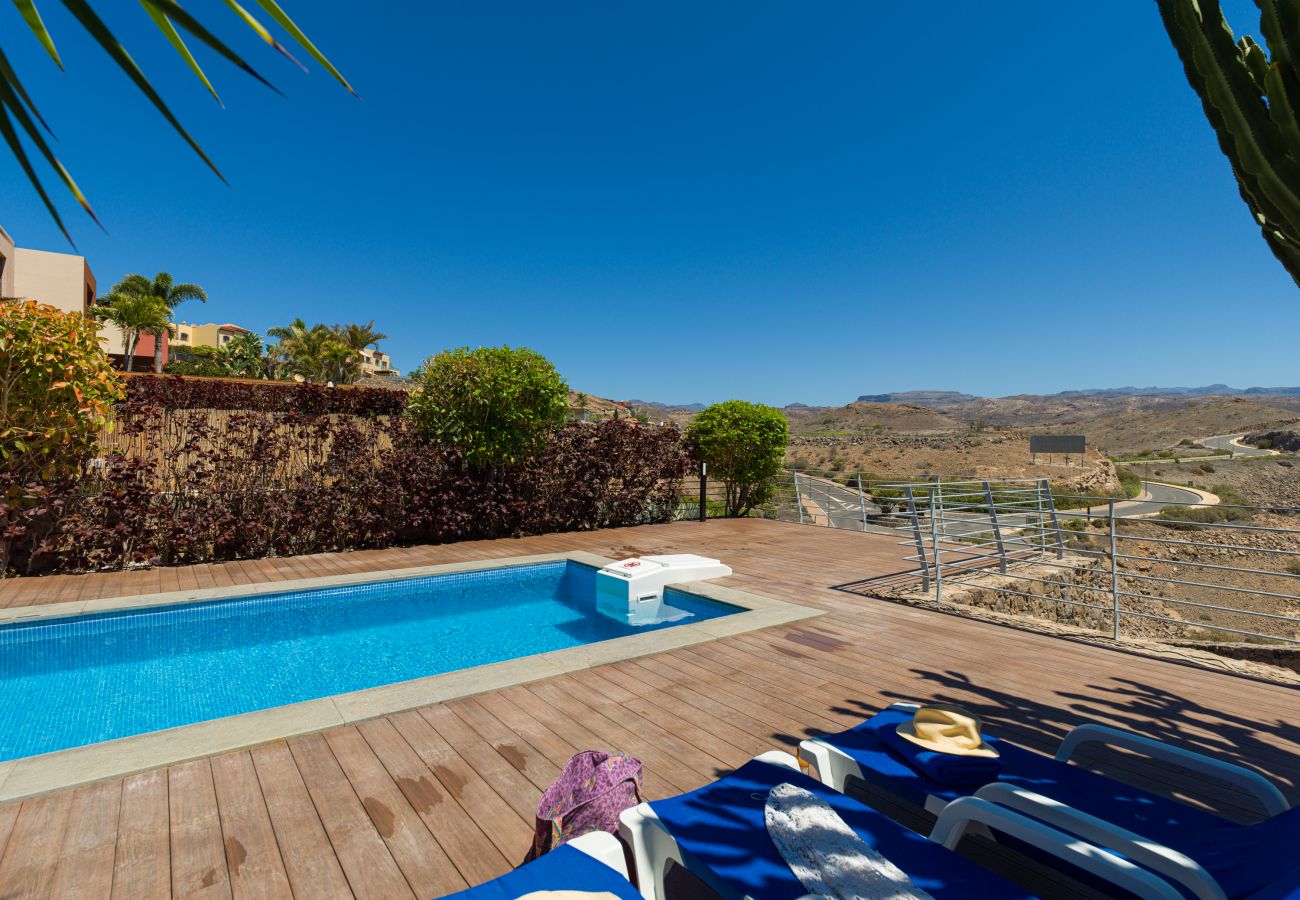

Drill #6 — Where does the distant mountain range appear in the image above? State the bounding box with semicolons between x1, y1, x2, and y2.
625;399;709;412
628;386;1300;413
859;386;1300;405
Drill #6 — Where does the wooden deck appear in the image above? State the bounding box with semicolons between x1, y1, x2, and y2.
1;518;1298;898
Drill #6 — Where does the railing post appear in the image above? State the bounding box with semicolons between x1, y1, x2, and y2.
983;481;1007;574
1041;478;1065;559
857;472;868;532
904;484;929;592
930;483;943;602
698;461;707;522
1108;499;1120;639
793;470;804;525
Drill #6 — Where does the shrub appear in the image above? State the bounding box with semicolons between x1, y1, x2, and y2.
1115;466;1143;499
407;346;570;475
687;400;789;517
1157;485;1254;528
165;346;232;377
0;302;122;482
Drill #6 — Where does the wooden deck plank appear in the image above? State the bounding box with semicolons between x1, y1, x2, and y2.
287;732;415;900
0;519;1298;896
323;726;467;899
0;791;74;898
355;717;512;887
112;769;172;900
385;709;534;861
443;697;564;791
209;752;294;900
48;780;123;900
169;760;233;900
418;704;547;822
0;802;19;866
248;744;352;900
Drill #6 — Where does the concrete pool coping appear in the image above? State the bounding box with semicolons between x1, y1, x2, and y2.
0;551;822;802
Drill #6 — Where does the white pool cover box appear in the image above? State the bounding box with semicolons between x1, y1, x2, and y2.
596;554;732;626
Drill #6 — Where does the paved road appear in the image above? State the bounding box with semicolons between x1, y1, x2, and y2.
1201;433;1275;457
1112;481;1205;518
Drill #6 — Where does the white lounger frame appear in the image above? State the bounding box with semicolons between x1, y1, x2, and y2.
565;830;630;879
798;701;1290;818
618;751;1185;900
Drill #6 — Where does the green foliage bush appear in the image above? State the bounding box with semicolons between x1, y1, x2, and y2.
1116;466;1143;499
687;400;789;517
1157;484;1254;527
407;346;570;475
0;302;122;482
164;346;230;377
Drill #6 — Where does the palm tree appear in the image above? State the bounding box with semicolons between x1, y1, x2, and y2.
93;294;174;372
321;339;361;385
4;3;352;243
338;321;389;353
110;273;207;373
220;332;268;380
268;318;320;380
268;319;378;385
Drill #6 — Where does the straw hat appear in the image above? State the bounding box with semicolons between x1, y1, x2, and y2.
895;705;999;758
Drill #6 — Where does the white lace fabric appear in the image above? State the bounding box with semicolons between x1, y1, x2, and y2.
765;782;937;900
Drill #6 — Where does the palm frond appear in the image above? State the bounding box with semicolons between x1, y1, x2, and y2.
141;0;279;94
4;1;352;243
11;0;62;69
140;1;222;106
221;0;305;71
249;0;355;94
0;101;71;243
59;0;225;181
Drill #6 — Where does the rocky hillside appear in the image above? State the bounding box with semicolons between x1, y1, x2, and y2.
1245;428;1300;453
791;401;962;435
787;430;1119;494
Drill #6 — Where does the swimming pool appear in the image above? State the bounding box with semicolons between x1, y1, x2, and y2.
0;560;737;762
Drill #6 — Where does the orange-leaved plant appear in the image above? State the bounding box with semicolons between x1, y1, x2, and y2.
0;301;122;483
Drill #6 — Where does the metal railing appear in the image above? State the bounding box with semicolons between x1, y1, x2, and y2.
752;471;1300;648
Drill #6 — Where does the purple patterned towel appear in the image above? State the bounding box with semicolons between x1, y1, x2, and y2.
524;750;643;864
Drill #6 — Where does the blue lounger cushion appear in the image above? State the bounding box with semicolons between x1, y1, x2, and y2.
439;842;639;900
647;758;1033;900
827;708;1300;899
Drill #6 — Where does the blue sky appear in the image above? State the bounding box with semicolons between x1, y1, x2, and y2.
3;1;1293;405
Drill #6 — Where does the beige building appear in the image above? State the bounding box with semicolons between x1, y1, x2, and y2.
0;222;166;368
0;225;14;299
359;347;399;377
6;244;96;316
172;321;254;349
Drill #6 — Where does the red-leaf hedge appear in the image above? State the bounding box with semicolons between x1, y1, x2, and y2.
123;373;410;416
1;380;692;575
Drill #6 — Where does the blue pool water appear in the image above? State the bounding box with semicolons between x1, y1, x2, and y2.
0;561;736;761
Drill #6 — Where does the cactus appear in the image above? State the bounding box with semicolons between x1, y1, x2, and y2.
1156;0;1300;286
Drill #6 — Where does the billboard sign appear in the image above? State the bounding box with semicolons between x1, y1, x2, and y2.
1030;435;1086;455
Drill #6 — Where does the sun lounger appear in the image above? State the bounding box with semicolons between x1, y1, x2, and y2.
618;750;1182;900
798;703;1299;899
440;831;636;899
